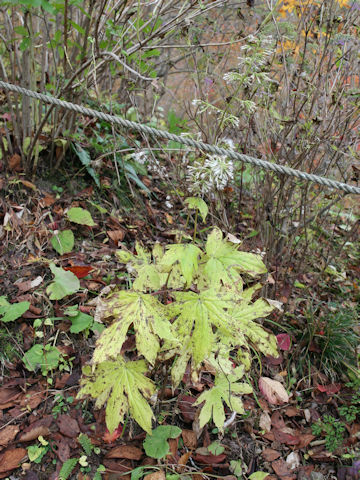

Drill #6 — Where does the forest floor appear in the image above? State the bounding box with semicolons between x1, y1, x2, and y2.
0;165;359;480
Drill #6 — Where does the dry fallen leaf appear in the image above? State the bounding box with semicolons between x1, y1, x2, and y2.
19;180;37;191
316;383;342;395
285;406;299;417
271;458;292;477
0;425;19;447
262;448;281;462
105;445;143;460
18;426;51;443
0;448;27;473
259;411;272;432
178;451;192;471
8;153;21;172
56;414;79;438
144;471;166;480
0;387;21;409
107;229;126;244
286;452;300;471
181;429;197;449
259;377;289;405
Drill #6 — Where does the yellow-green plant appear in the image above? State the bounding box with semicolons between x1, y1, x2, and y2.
78;228;278;434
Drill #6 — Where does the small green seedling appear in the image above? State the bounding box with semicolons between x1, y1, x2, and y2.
143;425;182;459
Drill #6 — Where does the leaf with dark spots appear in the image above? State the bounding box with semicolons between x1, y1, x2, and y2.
78;358;155;434
94;291;174;365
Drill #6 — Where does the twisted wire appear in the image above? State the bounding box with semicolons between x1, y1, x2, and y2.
1;80;359;195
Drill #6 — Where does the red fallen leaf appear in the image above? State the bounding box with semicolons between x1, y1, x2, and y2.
55;437;70;463
78;305;92;314
193;453;227;464
63;266;93;279
273;428;300;445
262;432;275;442
316;383;342;395
276;333;291;351
103;424;123;443
271;411;286;429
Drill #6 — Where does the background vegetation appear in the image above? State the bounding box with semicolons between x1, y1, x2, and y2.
0;0;359;479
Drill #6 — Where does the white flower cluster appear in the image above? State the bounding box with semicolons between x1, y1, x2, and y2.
186;154;234;194
221;138;235;149
132;149;167;177
147;157;167;177
132;150;148;164
224;35;275;87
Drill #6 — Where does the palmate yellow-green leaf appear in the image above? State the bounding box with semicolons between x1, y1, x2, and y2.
228;299;278;358
170;337;192;386
207;345;236;376
78;357;155;434
194;366;253;432
160;243;202;287
93;291;174;365
241;283;262;302
237;349;252;370
167;289;236;385
117;243;162;291
198;228;267;291
116;242;184;291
